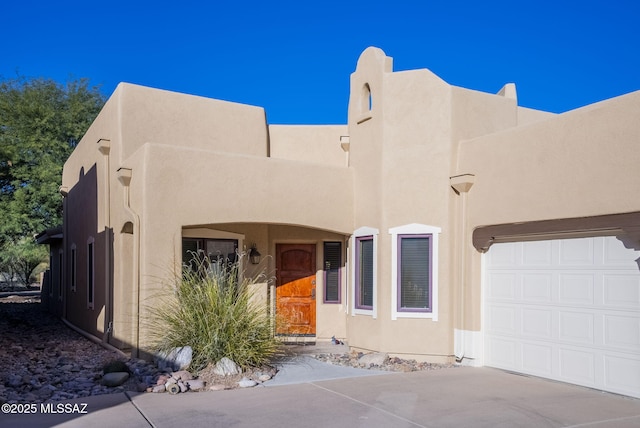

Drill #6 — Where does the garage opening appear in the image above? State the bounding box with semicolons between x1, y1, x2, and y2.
484;236;640;398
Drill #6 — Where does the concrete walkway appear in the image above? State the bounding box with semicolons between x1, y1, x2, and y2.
3;364;640;428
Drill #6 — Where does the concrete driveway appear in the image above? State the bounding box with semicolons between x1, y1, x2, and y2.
3;366;640;427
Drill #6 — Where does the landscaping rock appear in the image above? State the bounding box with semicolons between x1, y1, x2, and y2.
185;379;205;391
172;370;193;381
238;377;257;388
102;372;130;387
358;352;388;367
212;357;240;376
152;384;166;393
156;346;193;371
0;298;162;404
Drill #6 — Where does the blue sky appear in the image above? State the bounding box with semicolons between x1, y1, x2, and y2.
2;0;639;124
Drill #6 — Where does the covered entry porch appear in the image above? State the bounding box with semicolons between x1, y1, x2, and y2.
179;223;350;344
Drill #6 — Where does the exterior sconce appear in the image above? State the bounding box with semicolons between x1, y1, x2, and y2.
249;244;261;265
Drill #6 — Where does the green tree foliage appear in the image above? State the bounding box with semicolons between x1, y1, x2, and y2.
0;76;105;285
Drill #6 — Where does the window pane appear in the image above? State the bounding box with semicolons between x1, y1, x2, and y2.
58;253;63;298
324;242;341;303
359;238;373;308
88;242;94;305
400;236;430;309
206;239;237;264
70;248;76;291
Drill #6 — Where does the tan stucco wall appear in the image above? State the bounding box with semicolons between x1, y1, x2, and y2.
269;125;348;167
458;91;640;226
117;83;268;163
345;48;457;360
120;142;354;352
343;47;554;361
517;105;557;125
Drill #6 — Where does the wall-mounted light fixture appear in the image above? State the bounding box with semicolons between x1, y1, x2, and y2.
249;244;261;265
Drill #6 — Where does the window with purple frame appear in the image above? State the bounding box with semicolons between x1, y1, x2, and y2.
398;234;431;312
356;236;374;309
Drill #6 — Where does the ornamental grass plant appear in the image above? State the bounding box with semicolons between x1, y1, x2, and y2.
148;254;282;372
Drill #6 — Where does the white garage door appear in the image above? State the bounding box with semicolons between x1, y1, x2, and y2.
484;236;640;398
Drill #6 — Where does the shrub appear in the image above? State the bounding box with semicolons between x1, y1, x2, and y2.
148;255;281;372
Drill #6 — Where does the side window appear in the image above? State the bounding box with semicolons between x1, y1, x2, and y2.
352;227;378;317
323;242;342;304
390;224;440;321
70;244;77;292
87;237;95;309
356;237;374;309
49;252;53;298
58;250;63;300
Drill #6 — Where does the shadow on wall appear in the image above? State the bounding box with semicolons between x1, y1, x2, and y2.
49;163;115;346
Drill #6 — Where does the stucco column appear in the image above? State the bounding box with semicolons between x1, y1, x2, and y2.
117;167;141;358
97;139;112;346
450;174;475;362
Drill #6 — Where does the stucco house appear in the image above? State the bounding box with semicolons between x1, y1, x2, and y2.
39;47;640;398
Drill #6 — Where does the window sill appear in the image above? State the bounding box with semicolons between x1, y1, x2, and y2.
353;308;376;318
392;311;437;321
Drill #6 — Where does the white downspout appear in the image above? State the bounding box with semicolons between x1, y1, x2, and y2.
97;140;111;345
450;174;475;362
117;167;141;358
59;186;69;320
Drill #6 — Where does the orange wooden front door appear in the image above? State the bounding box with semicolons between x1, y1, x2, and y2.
275;244;316;336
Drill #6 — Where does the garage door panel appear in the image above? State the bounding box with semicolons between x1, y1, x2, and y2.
559;348;596;384
486;337;517;367
522;274;553;301
485;236;640;398
487;305;517;334
604;237;640;265
522;343;553;374
604;314;640;350
522;308;553;339
488;242;518;265
559;311;595;344
487;273;517;299
603;274;640;308
558;274;595;305
605;354;640;395
522;240;553;266
559;238;595;265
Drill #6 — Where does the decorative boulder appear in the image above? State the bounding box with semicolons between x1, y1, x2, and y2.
103;372;130;387
238;377;258;388
358;352;388;367
212;357;240;376
156;346;193;371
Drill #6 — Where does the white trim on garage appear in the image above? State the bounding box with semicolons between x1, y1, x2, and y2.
484;236;640;398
